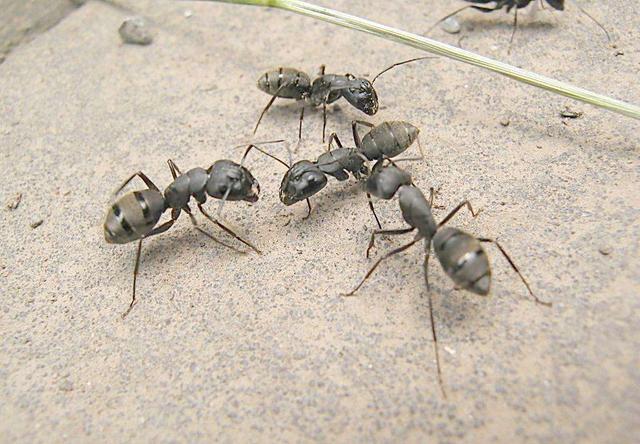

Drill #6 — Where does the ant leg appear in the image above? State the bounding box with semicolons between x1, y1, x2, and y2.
166;159;183;180
567;0;611;43
322;103;327;143
120;218;176;319
327;132;343;152
342;236;422;296
303;199;312;220
197;204;261;254
477;238;552;307
437;200;481;228
507;7;519;54
366;227;415;258
253;83;292;135
113;171;159;196
122;240;143;319
318;64;326;76
366;193;383;229
184;207;243;253
298;105;305;142
351;119;375;150
422;246;447;397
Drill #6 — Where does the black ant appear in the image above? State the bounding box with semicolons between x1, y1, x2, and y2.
343;159;551;397
104;142;282;318
429;0;611;53
254;57;434;142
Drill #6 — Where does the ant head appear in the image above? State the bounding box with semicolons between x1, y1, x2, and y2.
545;0;564;11
206;160;260;203
341;78;379;115
279;160;328;205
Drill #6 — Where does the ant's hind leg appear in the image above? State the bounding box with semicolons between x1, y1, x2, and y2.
343;236;421;297
477;237;552;307
113;171;160;196
366;227;415;258
120;218;176;319
437;200;481;228
121;240;143;319
351;120;375;149
327;132;343;152
197;204;261;254
366;193;382;230
421;246;447;397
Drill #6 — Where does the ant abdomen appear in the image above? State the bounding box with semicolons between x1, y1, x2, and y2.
104;190;166;245
257;67;310;99
433;227;491;295
360;121;420;160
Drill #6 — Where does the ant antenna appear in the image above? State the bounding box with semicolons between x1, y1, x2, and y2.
371;56;437;84
232;139;285;150
567;0;611;43
241;143;290;169
425;5;475;35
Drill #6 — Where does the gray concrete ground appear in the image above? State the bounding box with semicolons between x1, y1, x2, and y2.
1;0;639;442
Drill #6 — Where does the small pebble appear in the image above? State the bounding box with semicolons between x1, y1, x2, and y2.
560;107;583;119
499;118;510;127
598;247;612;256
184;9;193;18
30;219;43;229
6;192;22;210
441;17;461;34
119;17;153;46
59;380;74;392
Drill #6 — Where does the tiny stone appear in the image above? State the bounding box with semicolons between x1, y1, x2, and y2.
499;119;510;127
444;346;456;355
6;192;22;210
60;380;74;392
30;219;44;229
598;246;612;256
441;17;461;34
119;17;153;46
560;107;583;119
184;9;193;18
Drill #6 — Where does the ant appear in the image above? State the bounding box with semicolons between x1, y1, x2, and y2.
248;120;423;224
343;159;551;397
253;57;434;143
104;142;281;318
429;0;611;53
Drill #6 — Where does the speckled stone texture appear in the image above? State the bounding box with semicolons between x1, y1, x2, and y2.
0;0;638;442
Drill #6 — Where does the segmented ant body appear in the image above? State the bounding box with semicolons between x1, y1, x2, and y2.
254;58;432;142
104;144;276;318
250;120;422;224
344;159;551;396
430;0;611;51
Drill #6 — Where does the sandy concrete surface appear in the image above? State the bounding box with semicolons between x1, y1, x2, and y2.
1;0;638;442
0;0;83;59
